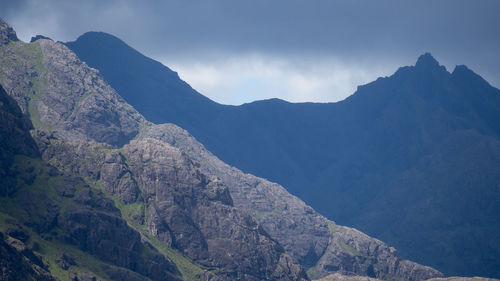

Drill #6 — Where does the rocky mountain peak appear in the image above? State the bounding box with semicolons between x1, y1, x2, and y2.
0;26;146;147
390;53;449;85
414;52;449;74
451;64;486;83
415;53;439;68
0;18;19;45
30;34;53;43
64;29;500;278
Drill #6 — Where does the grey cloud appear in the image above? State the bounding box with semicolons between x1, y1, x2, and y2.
1;0;499;90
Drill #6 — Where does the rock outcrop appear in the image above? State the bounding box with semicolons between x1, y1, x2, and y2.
317;274;500;281
0;80;181;280
0;19;18;45
0;20;145;147
0;18;307;281
0;232;57;281
56;185;180;281
0;84;39;196
137;124;443;281
317;273;380;281
30;35;53;43
0;17;455;281
426;277;499;281
65;26;500;278
38;135;308;281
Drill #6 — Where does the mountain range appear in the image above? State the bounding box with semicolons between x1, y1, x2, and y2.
63;31;500;278
0;17;464;281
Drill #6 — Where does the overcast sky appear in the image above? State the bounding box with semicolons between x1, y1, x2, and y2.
1;0;499;105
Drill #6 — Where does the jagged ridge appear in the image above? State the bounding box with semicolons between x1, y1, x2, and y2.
3;17;491;281
0;18;306;281
64;30;500;277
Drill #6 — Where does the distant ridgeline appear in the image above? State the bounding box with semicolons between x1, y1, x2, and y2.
0;17;454;281
66;32;500;278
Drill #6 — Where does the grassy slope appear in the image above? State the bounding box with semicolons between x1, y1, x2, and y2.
1;153;210;281
0;40;211;280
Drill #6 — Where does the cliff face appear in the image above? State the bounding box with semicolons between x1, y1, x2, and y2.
65;28;500;278
316;275;500;281
0;232;58;281
137;124;442;281
0;18;306;281
0;83;181;281
0;84;57;281
0;28;144;147
0;84;39;196
38;135;308;281
0;19;18;45
0;17;450;281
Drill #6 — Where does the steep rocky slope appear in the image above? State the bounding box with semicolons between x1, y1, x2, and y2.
0;18;306;281
317;273;380;281
0;84;182;281
427;277;499;281
0;78;39;196
318;275;500;281
7;17;493;281
0;25;144;146
64;31;222;133
66;31;500;277
137;124;442;281
0;17;446;281
38;136;307;281
0;85;59;281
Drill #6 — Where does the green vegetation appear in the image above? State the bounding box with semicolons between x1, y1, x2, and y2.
38;142;210;280
255;207;282;218
0;212;114;281
306;266;318;280
151;238;208;281
0;41;55;131
382;273;406;281
0;186;111;281
0;155;165;280
35;235;111;280
340;242;361;256
327;221;342;234
10;155;88;218
112;199;208;281
67;91;96;121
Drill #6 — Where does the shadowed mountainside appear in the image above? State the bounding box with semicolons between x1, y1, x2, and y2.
0;18;307;281
65;32;500;277
1;18;445;281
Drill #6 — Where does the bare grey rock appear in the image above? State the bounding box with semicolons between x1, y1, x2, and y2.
41;136;308;281
316;273;381;281
0;84;181;280
99;150;140;203
55;182;179;281
0;18;445;281
0;18;18;45
137;123;443;281
30;35;52;43
426;276;499;281
0;31;145;147
79;272;99;281
316;225;441;280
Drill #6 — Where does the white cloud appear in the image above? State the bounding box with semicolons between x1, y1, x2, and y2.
163;54;396;105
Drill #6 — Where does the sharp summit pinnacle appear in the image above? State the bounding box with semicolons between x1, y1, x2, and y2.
0;18;19;45
415;52;441;69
